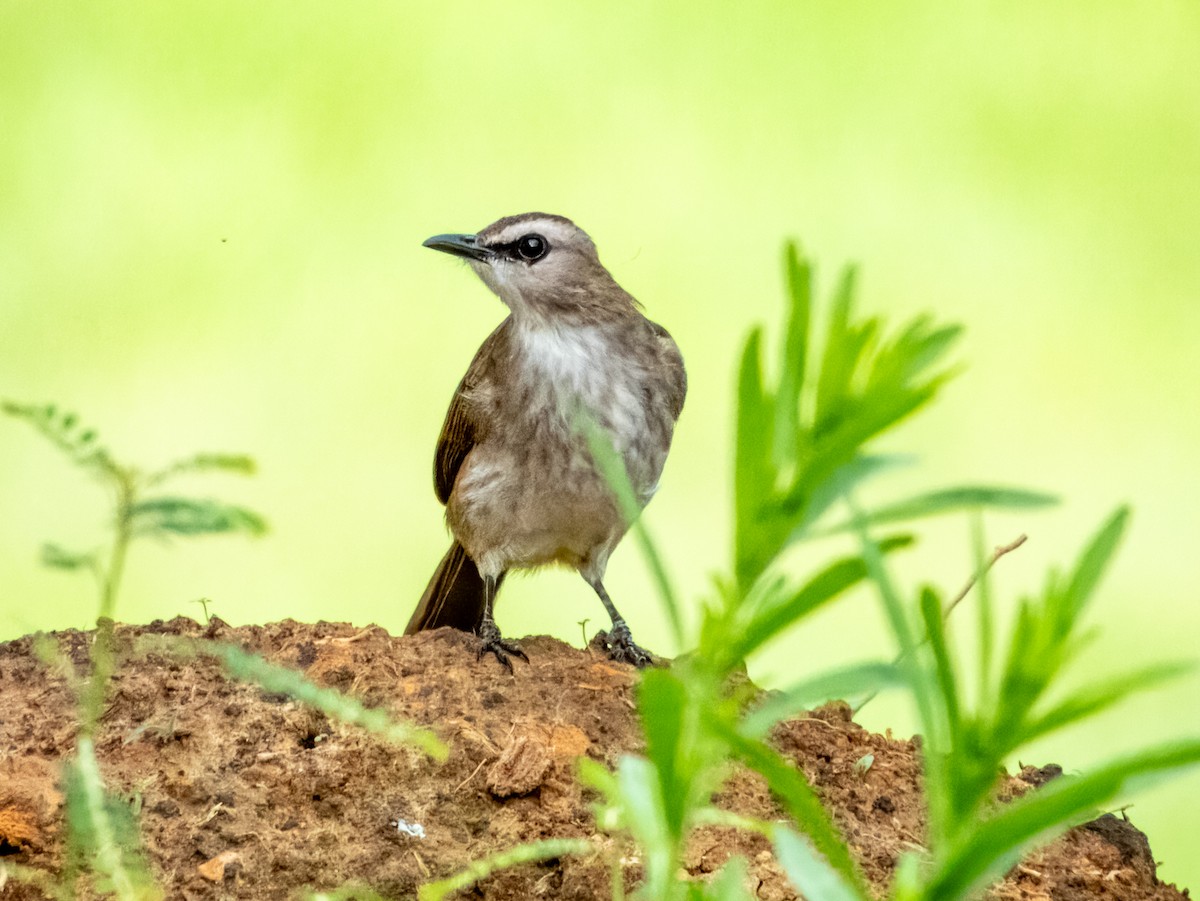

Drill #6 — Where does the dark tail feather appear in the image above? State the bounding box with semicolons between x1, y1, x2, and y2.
406;540;502;634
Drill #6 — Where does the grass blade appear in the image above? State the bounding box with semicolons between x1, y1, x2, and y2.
927;739;1200;901
212;643;447;761
919;586;960;740
720;728;868;898
68;738;161;900
740;662;902;738
1062;506;1129;621
417;838;592;901
699;856;754;901
580;416;684;646
1021;661;1192;745
773;242;811;471
812;485;1057;536
638;669;692;839
614;755;677;897
774;826;867;901
734;327;779;589
732;535;913;660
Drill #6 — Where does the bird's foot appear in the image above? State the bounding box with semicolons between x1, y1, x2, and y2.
595;621;655;668
476;620;529;673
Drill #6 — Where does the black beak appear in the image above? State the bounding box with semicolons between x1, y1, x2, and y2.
422;232;491;262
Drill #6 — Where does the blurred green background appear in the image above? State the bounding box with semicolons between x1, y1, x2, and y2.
3;0;1198;888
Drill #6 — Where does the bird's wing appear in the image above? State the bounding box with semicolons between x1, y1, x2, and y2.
434;317;512;505
648;319;688;421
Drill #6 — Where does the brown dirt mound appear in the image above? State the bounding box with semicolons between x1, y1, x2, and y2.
0;618;1187;900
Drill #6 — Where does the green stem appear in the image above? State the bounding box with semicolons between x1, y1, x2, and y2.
99;470;135;623
81;468;136;735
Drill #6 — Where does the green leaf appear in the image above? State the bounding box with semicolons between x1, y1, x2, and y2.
40;543;97;571
303;885;393;901
852;508;944;762
147;453;258;485
182;453;256;474
734;327;778;588
919;585;960;740
866;317;962;395
638;669;692;839
212;643;446;761
732;253;962;594
417;838;592;901
3;399;116;474
1062;506;1129;622
577;757;623;832
65;738;162;900
740;661;903;737
813;266;869;436
577;755;618;797
732;535;913;660
773;243;811;471
926;739;1200;901
580;415;684;645
615;755;675;897
774;827;867;901
1021;661;1191;745
718;728;868;898
787;382;940;511
788;453;914;539
700;856;753;901
812;485;1058;536
129;496;268;537
988;509;1134;755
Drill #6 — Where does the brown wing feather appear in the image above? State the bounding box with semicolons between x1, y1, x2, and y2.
433;317;513;504
648;319;687;421
412;320;514;636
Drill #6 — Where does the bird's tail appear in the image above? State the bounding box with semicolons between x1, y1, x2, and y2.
406;540;500;634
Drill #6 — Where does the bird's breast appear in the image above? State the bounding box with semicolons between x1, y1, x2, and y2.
448;318;678;573
462;321;675;494
515;324;666;464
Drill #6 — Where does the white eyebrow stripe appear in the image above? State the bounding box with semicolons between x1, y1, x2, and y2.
487;219;575;247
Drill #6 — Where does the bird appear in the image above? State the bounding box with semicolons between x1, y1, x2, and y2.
404;212;686;669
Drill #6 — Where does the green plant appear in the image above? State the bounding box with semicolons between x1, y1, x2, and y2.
425;243;1199;900
1;405;444;899
3;403;266;726
3;403;270;900
859;505;1197;901
206;640;445;761
571;244;1067;901
417;838;595;901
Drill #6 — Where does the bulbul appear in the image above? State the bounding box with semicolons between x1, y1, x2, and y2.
404;213;686;668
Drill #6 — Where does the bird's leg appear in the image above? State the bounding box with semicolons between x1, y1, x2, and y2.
476;573;528;672
584;575;654;668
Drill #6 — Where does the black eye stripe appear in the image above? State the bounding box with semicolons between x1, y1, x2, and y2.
488;233;550;263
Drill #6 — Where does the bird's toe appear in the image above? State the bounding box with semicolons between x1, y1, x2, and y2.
476;621;529;671
598;623;656;668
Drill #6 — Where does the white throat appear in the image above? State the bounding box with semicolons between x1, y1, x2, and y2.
514;322;650;461
516;323;610;388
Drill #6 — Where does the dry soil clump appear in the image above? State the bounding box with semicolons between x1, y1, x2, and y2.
0;618;1186;900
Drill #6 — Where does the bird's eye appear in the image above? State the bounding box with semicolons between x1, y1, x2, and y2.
516;234;548;262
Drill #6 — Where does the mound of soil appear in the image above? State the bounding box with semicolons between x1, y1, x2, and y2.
0;618;1186;900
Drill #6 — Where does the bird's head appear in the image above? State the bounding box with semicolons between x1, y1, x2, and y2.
423;213;635;325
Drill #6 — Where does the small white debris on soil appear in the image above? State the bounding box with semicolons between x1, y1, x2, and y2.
394;819;426;839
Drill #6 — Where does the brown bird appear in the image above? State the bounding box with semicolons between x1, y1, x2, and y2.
404;213;686;668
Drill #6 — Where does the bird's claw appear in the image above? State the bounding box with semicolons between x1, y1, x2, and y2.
596;622;655;668
476;620;528;672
